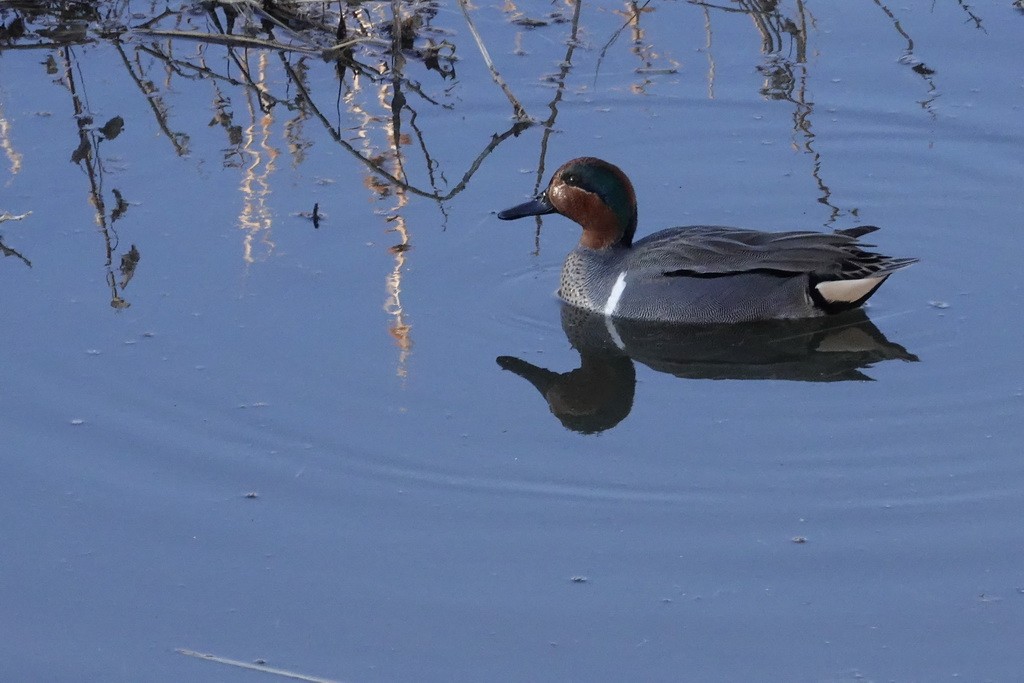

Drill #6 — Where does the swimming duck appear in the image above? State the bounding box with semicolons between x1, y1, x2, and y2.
497;157;916;324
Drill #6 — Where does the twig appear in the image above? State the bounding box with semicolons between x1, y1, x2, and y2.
176;649;343;683
0;40;95;52
0;211;32;223
132;28;321;54
323;36;390;52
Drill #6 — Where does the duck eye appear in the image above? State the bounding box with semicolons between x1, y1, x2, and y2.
562;172;580;186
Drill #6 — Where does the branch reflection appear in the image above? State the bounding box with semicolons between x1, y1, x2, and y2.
872;0;939;117
58;45;138;309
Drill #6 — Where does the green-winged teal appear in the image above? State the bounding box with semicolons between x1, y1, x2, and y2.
497;157;916;324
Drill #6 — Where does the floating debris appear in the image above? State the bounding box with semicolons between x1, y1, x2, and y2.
296;206;326;226
120;244;140;288
98;115;125;139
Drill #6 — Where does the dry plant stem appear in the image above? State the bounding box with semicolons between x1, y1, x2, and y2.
0;39;94;52
323;36;390;51
0;211;32;223
176;649;343;683
133;28;321;54
456;0;530;122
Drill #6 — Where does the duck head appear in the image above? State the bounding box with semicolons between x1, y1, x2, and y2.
498;157;638;249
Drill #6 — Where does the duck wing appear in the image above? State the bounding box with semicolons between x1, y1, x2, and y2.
628;225;917;280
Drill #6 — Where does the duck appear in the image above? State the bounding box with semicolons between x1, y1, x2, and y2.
497;156;916;324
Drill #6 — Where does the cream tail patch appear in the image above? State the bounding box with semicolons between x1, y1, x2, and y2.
815;276;886;304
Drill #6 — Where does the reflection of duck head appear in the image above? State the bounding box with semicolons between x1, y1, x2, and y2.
498;304;918;434
497;352;635;434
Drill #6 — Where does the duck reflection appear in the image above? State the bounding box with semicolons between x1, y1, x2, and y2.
497;305;917;434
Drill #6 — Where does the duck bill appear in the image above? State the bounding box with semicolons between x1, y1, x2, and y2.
497;193;556;220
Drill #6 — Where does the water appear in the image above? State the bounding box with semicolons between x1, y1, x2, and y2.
1;1;1022;680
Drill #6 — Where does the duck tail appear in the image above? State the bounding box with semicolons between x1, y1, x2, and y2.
811;254;918;311
812;227;918;312
834;225;881;240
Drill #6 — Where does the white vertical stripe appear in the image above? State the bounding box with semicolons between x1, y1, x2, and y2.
603;271;628;317
604;316;626;351
602;271;629;351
